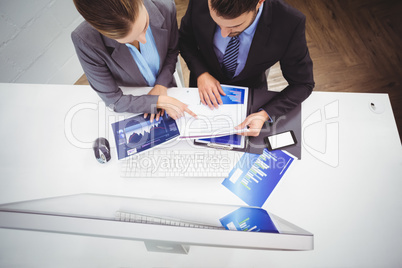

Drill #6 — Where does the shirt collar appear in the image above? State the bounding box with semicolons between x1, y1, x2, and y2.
243;2;264;36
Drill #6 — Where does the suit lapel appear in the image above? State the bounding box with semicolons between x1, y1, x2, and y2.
203;15;225;79
103;35;146;85
239;2;272;79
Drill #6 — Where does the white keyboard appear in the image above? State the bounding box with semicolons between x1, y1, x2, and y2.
120;149;239;178
115;211;224;230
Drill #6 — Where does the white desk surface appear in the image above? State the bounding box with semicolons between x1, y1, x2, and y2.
0;83;401;267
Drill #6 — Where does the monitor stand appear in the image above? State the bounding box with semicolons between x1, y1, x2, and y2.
144;241;190;254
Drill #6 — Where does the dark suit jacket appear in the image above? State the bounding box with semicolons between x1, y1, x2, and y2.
72;0;178;114
179;0;315;119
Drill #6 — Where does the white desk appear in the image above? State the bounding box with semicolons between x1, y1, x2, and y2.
0;83;401;267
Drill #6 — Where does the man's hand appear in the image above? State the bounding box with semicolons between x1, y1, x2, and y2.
197;72;226;109
235;110;270;137
157;95;197;120
145;84;168;122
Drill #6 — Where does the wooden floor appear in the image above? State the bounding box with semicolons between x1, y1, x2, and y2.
75;0;402;140
283;0;402;141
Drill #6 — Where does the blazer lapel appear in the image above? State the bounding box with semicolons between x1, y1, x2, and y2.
205;19;222;76
103;36;146;85
239;2;272;78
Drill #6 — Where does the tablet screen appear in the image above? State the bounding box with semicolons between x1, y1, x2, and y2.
111;113;180;160
196;134;245;149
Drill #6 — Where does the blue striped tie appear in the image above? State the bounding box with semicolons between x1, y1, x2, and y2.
222;36;240;79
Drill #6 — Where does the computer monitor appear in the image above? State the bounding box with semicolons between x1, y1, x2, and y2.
0;194;313;254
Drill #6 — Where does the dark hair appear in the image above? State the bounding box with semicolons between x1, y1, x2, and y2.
210;0;261;19
73;0;142;39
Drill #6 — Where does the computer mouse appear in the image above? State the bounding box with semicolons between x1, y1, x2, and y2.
93;137;111;164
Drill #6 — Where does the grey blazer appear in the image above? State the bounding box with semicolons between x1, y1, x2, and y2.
71;0;179;114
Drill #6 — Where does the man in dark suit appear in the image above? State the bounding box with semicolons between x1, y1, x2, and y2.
179;0;314;136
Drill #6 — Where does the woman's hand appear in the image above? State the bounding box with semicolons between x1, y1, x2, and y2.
157;95;197;120
144;84;168;122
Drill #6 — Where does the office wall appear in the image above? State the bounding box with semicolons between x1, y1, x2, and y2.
0;0;84;84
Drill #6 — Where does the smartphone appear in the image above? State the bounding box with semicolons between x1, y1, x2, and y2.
264;130;297;151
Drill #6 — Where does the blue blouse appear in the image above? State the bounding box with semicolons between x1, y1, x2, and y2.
126;26;160;86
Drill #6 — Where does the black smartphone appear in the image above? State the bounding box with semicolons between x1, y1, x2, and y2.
264;130;297;151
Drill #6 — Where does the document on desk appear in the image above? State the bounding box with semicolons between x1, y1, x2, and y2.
222;149;295;207
176;85;249;139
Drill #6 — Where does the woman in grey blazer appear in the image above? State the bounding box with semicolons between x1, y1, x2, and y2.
72;0;195;121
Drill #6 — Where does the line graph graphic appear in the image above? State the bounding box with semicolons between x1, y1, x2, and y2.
112;113;180;160
125;119;167;145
